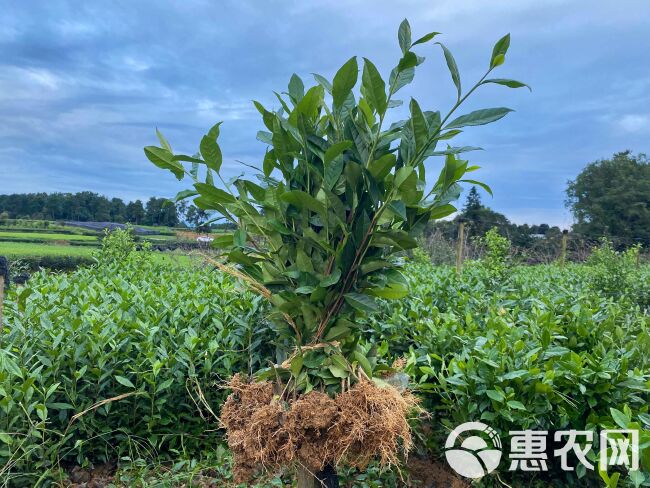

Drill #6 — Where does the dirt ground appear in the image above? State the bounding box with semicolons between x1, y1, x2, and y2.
62;457;469;487
405;456;471;488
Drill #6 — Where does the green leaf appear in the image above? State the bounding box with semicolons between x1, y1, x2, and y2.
501;370;528;380
371;229;418;250
290;355;303;377
207;121;222;139
332;56;358;110
281;190;326;215
437;43;461;100
324;158;345;190
312;73;332;94
156;128;172;151
395;166;414;189
115;375;135;389
460;179;493;196
366;282;409;299
368;154;396;180
490;33;511;68
629;471;645;488
0;433;14;445
428;204;456;219
194;183;236;204
610;407;630;429
200;135;223;172
320;268;342;287
233;229;247;247
361;58;387;114
273;91;291;114
409;98;428;154
344;293;378;313
507;400;526;410
211;234;234;249
328;365;349;379
486;389;505;402
290;85;324;125
445;107;513;129
157;379;174;391
325;319;353;341
174;189;198;202
144;146;184;180
256;131;272;145
398;19;411;54
397;51;418;72
482;78;531;91
288;73;304;103
389;66;415;93
324;141;352;165
354;351;373;377
412;31;440;47
295;286;316;294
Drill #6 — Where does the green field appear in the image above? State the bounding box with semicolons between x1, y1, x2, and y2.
0;231;99;241
0;240;194;266
0;241;95;256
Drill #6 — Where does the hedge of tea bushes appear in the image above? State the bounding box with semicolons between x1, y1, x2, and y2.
0;257;271;485
369;261;650;486
1;254;649;486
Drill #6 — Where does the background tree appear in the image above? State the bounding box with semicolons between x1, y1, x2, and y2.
125;199;146;224
109;197;127;222
185;204;210;231
144;197;178;227
460;186;511;238
463;186;481;211
566;151;649;246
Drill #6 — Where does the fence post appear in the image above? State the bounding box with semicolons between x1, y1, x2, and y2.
456;221;465;274
559;230;568;267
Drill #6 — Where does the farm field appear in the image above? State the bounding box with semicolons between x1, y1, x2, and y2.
1;244;649;487
0;241;95;257
0;220;215;273
0;231;98;241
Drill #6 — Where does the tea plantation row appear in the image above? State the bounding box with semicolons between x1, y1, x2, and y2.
1;253;649;486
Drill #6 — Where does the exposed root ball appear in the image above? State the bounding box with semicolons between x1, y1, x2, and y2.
220;374;282;482
329;379;417;469
285;391;339;471
220;375;417;483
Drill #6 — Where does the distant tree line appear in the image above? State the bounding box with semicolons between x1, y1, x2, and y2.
426;186;564;247
2;151;646;239
0;192;182;227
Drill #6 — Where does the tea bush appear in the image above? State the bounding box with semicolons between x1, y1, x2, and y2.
1;256;649;485
587;238;645;306
0;258;270;485
369;260;650;486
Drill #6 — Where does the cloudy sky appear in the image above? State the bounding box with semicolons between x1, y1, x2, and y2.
1;0;649;227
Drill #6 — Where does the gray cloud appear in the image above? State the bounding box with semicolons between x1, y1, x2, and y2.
1;0;649;226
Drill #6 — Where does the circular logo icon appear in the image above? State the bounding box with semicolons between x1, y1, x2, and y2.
444;421;502;478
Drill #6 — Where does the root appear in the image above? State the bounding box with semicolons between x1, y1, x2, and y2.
220;374;418;483
328;379;418;469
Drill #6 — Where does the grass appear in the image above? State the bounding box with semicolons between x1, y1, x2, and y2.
0;240;196;266
0;231;99;241
141;234;178;241
0;241;96;257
